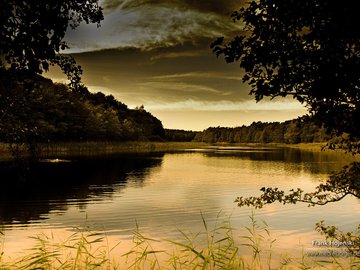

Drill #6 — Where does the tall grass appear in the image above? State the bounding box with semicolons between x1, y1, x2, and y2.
0;228;119;270
0;214;359;270
123;213;245;270
0;141;207;161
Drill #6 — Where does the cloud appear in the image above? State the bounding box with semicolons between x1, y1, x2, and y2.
86;85;120;97
65;1;243;53
103;0;244;15
151;72;243;81
149;50;208;61
60;44;250;105
142;99;306;112
137;81;229;95
48;2;308;130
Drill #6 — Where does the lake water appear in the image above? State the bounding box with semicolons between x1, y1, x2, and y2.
0;146;359;266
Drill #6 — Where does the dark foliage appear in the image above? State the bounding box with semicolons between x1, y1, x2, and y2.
0;69;165;143
236;162;360;208
212;0;360;153
212;0;360;254
0;1;166;146
0;0;103;88
235;162;360;257
194;117;330;144
165;129;199;142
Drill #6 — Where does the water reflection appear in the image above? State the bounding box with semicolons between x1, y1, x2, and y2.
200;147;355;174
0;148;356;228
0;147;359;264
0;154;163;227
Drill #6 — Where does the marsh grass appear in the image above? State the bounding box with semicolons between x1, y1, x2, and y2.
0;214;359;270
0;141;207;161
0;228;120;270
122;212;245;270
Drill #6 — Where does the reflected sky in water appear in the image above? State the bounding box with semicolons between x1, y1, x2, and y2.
0;147;359;263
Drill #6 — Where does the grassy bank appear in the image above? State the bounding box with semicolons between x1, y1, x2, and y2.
209;142;327;150
276;142;360;162
211;141;359;157
278;142;335;152
1;141;359;161
0;141;207;160
37;141;207;157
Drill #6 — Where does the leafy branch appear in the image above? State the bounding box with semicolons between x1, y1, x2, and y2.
235;162;360;257
235;162;360;208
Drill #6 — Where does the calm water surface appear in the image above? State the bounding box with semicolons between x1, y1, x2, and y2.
0;147;359;262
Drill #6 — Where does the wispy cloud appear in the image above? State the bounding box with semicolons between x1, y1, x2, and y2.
151;72;243;81
143;99;306;112
103;0;243;15
65;2;243;53
137;81;228;95
149;50;208;61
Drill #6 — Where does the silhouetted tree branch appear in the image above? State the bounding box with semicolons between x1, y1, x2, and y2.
235;162;360;208
235;162;360;257
0;1;103;88
212;0;360;153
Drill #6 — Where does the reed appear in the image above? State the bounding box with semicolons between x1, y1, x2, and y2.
0;214;358;270
0;141;207;160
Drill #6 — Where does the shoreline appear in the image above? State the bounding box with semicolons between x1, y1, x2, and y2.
1;141;358;161
0;141;207;160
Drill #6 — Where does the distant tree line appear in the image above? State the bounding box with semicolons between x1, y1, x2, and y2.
193;118;330;144
0;69;331;146
164;129;200;142
0;69;165;144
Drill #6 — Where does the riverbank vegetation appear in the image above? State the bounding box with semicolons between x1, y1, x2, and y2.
1;214;358;270
0;141;206;160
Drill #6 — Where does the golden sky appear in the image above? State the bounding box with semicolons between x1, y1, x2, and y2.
48;0;307;131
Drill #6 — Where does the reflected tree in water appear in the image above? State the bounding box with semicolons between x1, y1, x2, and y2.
0;155;163;227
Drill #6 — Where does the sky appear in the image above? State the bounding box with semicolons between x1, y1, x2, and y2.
47;0;307;131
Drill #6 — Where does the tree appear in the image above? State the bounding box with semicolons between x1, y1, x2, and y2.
212;0;360;257
211;0;360;153
0;1;103;159
283;120;301;144
0;1;103;88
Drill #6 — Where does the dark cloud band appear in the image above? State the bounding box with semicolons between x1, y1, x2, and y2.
103;0;244;15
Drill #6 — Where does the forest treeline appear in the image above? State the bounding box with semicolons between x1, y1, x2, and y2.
192;119;330;144
0;69;165;143
165;118;331;143
164;129;200;142
0;69;330;145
